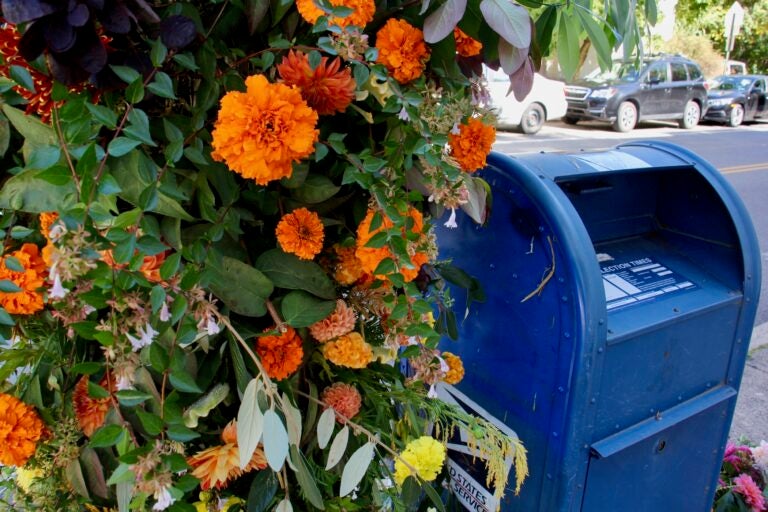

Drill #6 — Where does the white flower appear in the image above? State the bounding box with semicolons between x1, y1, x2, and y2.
443;208;458;229
49;271;69;299
427;384;438;398
752;440;768;471
127;323;158;351
206;317;220;336
116;376;134;391
450;122;461;135
152;486;175;511
398;107;410;122
159;302;171;322
438;355;449;373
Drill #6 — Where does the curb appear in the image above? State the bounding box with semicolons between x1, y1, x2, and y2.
749;321;768;352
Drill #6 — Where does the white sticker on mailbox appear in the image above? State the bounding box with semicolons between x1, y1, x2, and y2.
600;257;697;310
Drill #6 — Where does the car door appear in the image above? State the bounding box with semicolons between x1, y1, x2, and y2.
639;62;669;116
668;62;690;115
750;78;768;118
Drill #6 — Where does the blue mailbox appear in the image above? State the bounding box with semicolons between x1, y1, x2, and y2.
436;142;761;511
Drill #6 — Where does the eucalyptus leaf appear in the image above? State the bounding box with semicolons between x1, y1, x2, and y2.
339;441;375;497
275;499;293;512
263;409;289;472
423;0;467;43
325;424;349;469
280;393;303;447
317;407;336;449
255;249;336;299
65;459;89;498
238;379;265;469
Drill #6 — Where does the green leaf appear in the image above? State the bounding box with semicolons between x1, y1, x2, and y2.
106;463;135;486
281;291;336;328
247;470;278;512
125;79;145;103
183;383;230;428
87;380;110;399
2;105;55;146
291;174;340;204
65;459;89;498
4;256;23;272
535;5;558;57
238;379;265;469
480;0;531;48
557;13;581;80
149;343;169;372
110;65;142;84
340;442;375;497
86;103;118;129
317;407;336;449
173;53;198;71
423;481;447;511
208;257;273;317
115;389;153;407
325;424;349;470
0;279;22;293
150;38;168;67
167;424;200;442
263;409;289;472
147;72;176;99
9;65;35;92
289;445;326;510
229;338;252;395
27;145;61;170
247;0;270;34
136;410;164;436
574;6;613;71
0;307;14;326
645;0;658;26
255;249;336;300
70;362;103;375
108;137;141;157
89;425;126;448
169;370;203;393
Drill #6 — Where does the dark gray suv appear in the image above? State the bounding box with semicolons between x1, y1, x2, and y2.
563;55;708;132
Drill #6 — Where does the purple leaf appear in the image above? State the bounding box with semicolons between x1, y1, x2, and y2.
67;3;91;27
160;15;197;50
100;2;133;34
423;0;467;44
1;0;59;24
44;18;77;53
18;21;47;62
509;57;534;102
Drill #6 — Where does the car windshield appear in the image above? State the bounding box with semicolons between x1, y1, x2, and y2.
586;61;647;83
711;76;753;92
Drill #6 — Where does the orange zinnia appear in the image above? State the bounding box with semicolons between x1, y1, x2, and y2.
277;50;356;115
256;327;304;380
355;207;429;282
375;19;431;84
295;0;375;28
322;332;373;368
0;393;46;467
332;244;366;285
73;375;113;437
187;420;268;490
454;28;482;57
448;118;496;172
275;207;325;260
211;75;319;185
0;243;47;315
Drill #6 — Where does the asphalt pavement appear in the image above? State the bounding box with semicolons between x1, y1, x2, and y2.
730;321;768;443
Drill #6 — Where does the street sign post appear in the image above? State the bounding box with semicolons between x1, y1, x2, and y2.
724;1;745;73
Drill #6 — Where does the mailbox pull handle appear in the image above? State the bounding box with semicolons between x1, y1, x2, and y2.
561;180;614;195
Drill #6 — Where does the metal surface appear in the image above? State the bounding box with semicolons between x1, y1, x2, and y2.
436;142;761;511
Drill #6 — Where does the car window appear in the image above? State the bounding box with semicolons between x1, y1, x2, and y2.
686;64;702;81
646;63;667;83
754;79;766;91
671;63;687;82
713;76;752;92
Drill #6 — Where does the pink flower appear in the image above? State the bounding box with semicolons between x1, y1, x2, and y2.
321;382;362;424
733;473;766;512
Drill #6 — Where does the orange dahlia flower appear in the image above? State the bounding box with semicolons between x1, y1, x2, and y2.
0;393;45;467
448;118;496;172
277;50;356;116
355;207;429;282
331;244;366;285
441;352;465;385
295;0;375;28
73;375;114;437
322;332;373;368
211;74;319;185
321;382;362;423
375;19;430;84
309;299;356;342
187;420;268;490
275;207;325;260
256;327;304;380
0;243;47;315
454;28;483;57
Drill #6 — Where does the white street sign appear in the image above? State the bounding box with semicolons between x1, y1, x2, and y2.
725;1;745;52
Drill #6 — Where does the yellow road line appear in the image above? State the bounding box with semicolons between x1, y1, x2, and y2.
720;162;768;174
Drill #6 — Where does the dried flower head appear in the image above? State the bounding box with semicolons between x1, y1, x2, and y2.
295;0;375;28
321;382;362;423
0;393;46;467
322;332;373;368
276;207;325;260
277;50;356;115
448;117;496;172
0;243;47;315
211;74;319;185
454;28;482;57
375;19;430;84
309;299;357;342
256;326;304;380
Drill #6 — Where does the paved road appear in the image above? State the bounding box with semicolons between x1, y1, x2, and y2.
492;120;768;443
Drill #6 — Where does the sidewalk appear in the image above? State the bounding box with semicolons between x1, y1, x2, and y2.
729;321;768;442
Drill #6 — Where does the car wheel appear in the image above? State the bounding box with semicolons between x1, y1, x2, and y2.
563;116;579;125
679;100;701;129
520;103;545;134
728;104;744;127
613;101;637;132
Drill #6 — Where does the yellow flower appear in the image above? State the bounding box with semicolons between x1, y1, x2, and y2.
211;74;319;185
16;465;43;493
442;352;465;385
394;436;446;485
322;332;373;368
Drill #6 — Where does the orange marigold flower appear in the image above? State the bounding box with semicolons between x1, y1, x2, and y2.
355;207;429;282
276;207;325;260
277;50;356;116
448;118;496;172
454;28;482;57
295;0;375;28
256;327;304;380
211;74;319;185
375;19;430;84
441;352;465;385
101;249;169;283
321;382;362;423
0;243;47;315
0;393;45;467
322;332;373;368
331;244;366;285
73;375;113;437
187;420;268;491
309;299;356;342
39;212;59;240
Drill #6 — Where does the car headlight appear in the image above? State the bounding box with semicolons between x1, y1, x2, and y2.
590;88;617;99
708;97;733;107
